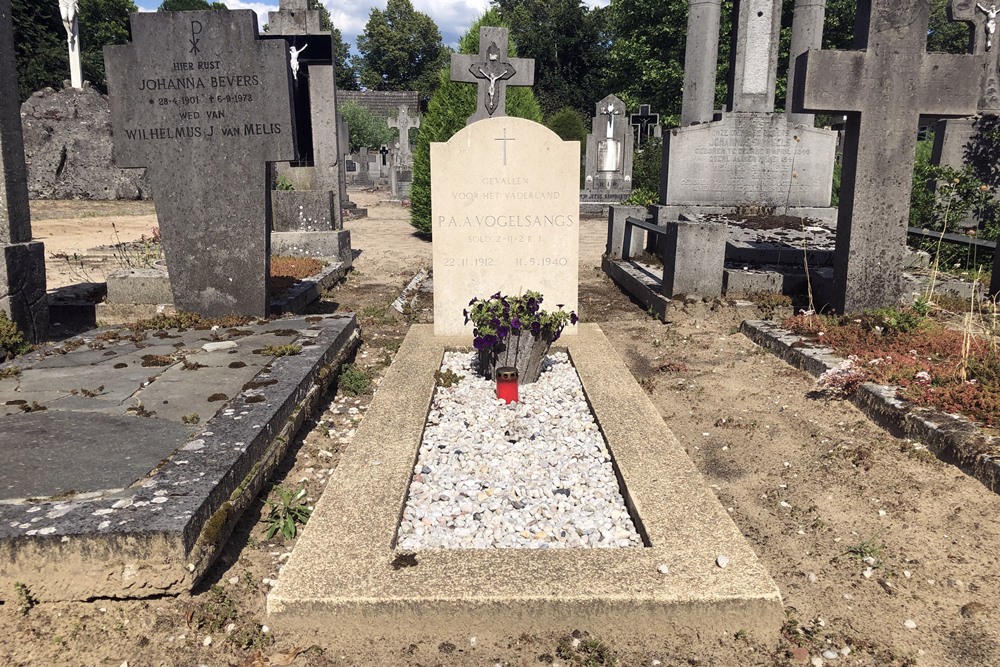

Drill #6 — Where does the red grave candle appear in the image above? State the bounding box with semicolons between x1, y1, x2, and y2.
496;366;518;404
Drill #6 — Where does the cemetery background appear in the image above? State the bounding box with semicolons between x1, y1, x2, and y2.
4;1;1000;666
7;189;1000;666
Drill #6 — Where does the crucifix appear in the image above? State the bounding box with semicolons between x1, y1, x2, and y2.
951;0;1000;112
387;104;419;166
450;27;535;125
628;104;659;147
793;0;984;313
58;0;82;89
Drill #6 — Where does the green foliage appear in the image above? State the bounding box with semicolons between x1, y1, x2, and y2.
14;582;36;616
622;188;657;206
274;174;295;191
256;344;301;357
338;364;371;396
0;312;31;361
158;0;226;10
860;307;927;336
434;369;464;387
630;136;662;194
354;0;448;94
409;10;543;237
339;100;396;151
492;0;611;116
12;0;136;101
262;485;312;540
466;290;577;351
546;107;588;143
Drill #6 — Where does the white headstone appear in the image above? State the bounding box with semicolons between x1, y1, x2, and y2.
431;117;579;335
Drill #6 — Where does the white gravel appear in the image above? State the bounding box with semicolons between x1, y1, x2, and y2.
396;351;643;549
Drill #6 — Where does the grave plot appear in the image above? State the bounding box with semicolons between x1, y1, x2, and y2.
0;314;358;601
268;325;781;650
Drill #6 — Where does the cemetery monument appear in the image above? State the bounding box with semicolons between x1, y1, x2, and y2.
433;27;578;336
388;103;420;197
59;0;83;90
580;94;634;213
793;0;985;312
104;10;295;318
0;0;48;342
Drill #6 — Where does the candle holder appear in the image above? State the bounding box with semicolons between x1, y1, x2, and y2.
496;366;518;404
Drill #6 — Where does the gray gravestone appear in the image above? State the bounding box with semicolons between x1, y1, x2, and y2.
793;0;985;313
680;0;723;126
450;27;535;125
728;0;783;112
786;0;826;126
387;104;419;167
584;94;634;193
0;0;48;342
105;10;295;318
267;0;321;36
663;0;836;216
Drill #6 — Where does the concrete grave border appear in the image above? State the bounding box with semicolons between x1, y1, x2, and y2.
0;314;358;601
268;324;781;648
742;319;1000;493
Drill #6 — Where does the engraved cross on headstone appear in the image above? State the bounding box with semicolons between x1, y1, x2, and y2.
104;11;295;318
793;0;985;313
450;27;534;125
387;104;419;166
629;104;659;147
950;0;1000;112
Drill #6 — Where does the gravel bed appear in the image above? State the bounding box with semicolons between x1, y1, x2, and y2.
396;350;643;549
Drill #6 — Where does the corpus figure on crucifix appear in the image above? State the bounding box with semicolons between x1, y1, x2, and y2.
473;42;515;114
289;43;307;81
59;0;78;48
979;3;998;49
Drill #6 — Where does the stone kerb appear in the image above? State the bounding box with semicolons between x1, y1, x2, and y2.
431;116;580;336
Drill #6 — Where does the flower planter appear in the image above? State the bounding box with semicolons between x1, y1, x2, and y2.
477;330;555;384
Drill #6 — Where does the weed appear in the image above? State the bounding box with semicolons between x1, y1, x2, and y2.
255;344;302;357
190;584;237;634
182;413;200;424
0;365;20;379
338;364;371;396
262;485;312;540
14;581;35;615
638;375;657;394
745;291;793;320
274;174;295;191
434;369;463;387
110;221;163;270
361;305;392;325
0;311;31;361
845;529;886;566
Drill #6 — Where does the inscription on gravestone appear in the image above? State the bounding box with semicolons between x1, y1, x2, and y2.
431;118;579;336
105;11;295;317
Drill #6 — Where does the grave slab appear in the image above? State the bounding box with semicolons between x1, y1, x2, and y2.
0;313;358;601
268;325;782;651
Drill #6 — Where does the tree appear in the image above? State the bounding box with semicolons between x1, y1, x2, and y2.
12;0;136;101
409;10;543;236
339;101;395;151
491;0;611;117
354;0;448;95
306;0;357;90
157;0;227;10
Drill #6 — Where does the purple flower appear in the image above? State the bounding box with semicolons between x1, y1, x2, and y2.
556;303;565;310
570;312;579;325
463;308;469;325
527;298;538;314
473;336;487;350
468;298;477;306
511;317;521;330
497;325;510;338
491;291;502;300
530;321;541;335
490;317;501;329
484;334;497;346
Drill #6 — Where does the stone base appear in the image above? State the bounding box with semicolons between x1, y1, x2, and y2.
606;205;648;259
271;230;352;266
581;189;632;216
267;325;782;651
661;220;726;298
271;190;338;233
656;204;838;224
342;202;368;219
0;242;48;342
106;267;172;305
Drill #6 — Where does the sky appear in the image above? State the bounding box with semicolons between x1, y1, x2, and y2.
133;1;611;52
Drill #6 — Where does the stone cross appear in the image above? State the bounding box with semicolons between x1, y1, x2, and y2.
387;104;419;166
628;104;659;146
0;0;48;341
59;0;82;89
729;0;783;112
786;0;826;126
950;0;1000;112
379;144;388;165
104;10;295;318
450;27;534;125
793;0;985;313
